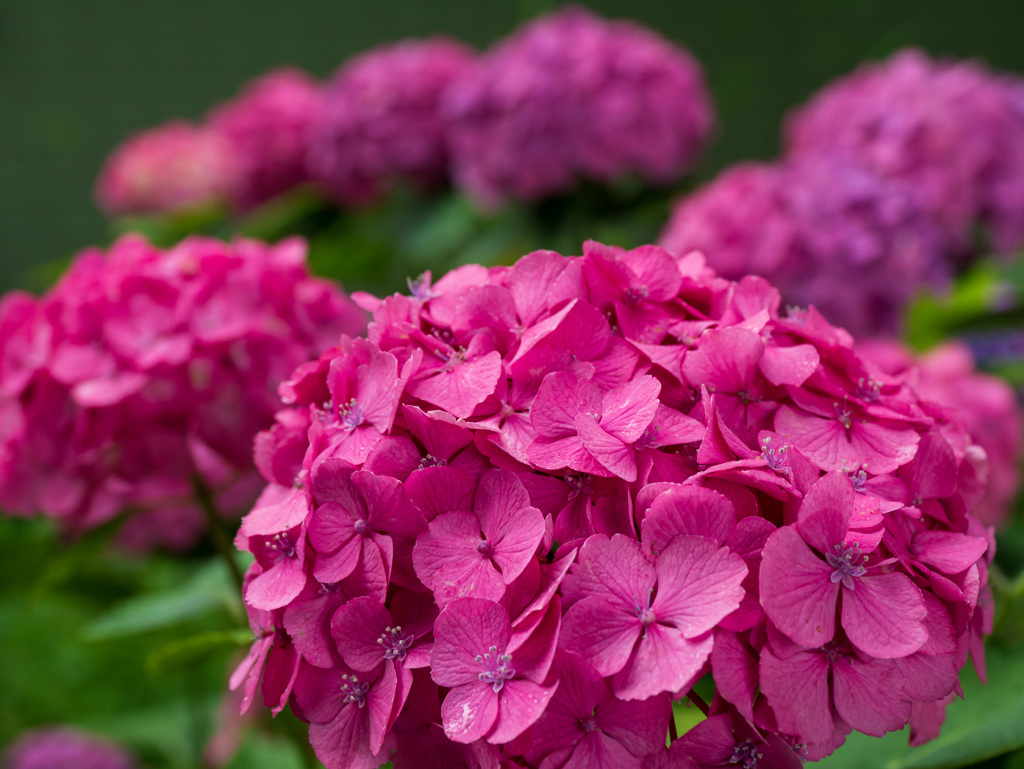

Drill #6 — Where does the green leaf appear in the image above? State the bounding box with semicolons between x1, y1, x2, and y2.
811;642;1024;768
224;730;315;769
83;559;240;640
145;628;254;675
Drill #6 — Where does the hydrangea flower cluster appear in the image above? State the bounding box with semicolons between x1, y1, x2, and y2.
233;240;992;768
307;39;476;205
208;68;324;212
785;48;1024;254
3;728;136;769
95;121;242;217
857;339;1023;528
659;157;951;337
443;6;714;208
0;235;365;549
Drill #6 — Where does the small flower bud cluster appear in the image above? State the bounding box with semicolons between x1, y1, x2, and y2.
0;234;365;549
661;49;1024;337
233;240;994;768
96;8;713;218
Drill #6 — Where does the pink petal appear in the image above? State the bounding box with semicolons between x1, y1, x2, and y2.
842;572;927;658
563;534;655;610
651;536;747;637
759;343;820;387
441;682;500;744
410;350;502;419
796;471;853;555
711;630;759;723
760;526;839;648
404;466;476;520
597;691;672;758
564;731;641;769
641;486;736;556
832;656;911;737
332;597;392;672
412;511;482;588
487;678;559;744
430;598;511;687
600;376;662;443
576;412;637;482
613;625;713;700
246;556;306;611
560;596;641;678
241;484;309;537
914;531;988;574
760;644;833;746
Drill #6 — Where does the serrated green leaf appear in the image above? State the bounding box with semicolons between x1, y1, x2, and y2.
83;559;239;640
811;642;1024;768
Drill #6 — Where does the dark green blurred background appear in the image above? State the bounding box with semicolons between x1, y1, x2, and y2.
3;0;1024;293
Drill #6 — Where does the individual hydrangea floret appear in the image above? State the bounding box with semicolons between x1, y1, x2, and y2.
306;38;476;205
660;155;951;336
209;68;323;211
4;727;136;769
94;121;241;217
785;48;1024;253
443;6;714;207
0;234;365;549
233;239;992;768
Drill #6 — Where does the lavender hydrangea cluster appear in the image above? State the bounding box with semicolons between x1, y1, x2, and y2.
443;7;714;208
232;241;993;768
306;39;476;205
0;235;365;549
3;728;136;769
785;48;1024;254
659;157;952;337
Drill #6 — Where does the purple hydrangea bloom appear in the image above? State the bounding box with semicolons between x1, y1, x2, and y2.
785;48;1024;252
0;234;365;549
661;155;952;336
444;6;714;207
232;239;992;766
4;728;136;769
95;121;241;216
209;68;323;211
306;39;476;205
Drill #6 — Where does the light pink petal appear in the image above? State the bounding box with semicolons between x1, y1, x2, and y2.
600;376;662;443
308;706;377;769
760;644;833;746
842;572;927;658
531;371;590;438
412;511;483;588
430;598;511;687
487;678;559;744
507;596;561;683
560;596;641;678
641;486;736;556
832;656;911;737
404;466;475;520
508;250;569;327
563;534;655;610
914;531;988;574
246;557;306;611
229;635;272;714
760;526;839;648
796;471;853;555
241;484;309;536
576;412;637;482
475;469;532;532
528;434;606;476
613;625;713;700
683;326;764;394
651;536;747;637
410;350;502;419
759;344;820;387
441;682;500;744
431;557;507;608
357;347;402;431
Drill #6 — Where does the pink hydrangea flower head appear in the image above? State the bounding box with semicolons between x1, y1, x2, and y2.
661;155;952;337
444;6;714;207
4;728;136;769
232;239;992;765
307;38;476;205
858;338;1024;527
0;234;365;548
209;68;323;211
95;121;241;216
785;48;1024;251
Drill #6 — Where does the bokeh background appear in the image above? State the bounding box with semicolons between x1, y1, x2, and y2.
4;0;1024;292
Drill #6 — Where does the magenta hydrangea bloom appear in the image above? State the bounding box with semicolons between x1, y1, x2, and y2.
785;48;1024;252
4;728;136;769
660;155;952;337
444;7;713;207
0;234;365;549
233;239;992;766
306;39;476;205
209;68;323;211
857;338;1024;527
95;121;241;216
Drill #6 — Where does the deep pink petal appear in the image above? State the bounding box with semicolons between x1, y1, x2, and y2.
612;625;713;700
565;731;641;769
412;511;483;589
797;472;853;555
842;572;927;658
599;376;662;443
246;556;306;611
832;656;911;737
641;486;736;556
651;536;747;637
760;644;833;746
441;682;500;744
487;678;559;744
760;526;839;648
560;596;641;678
576;412;637;482
563;534;655;610
332;597;393;672
710;630;759;723
430;598;511;687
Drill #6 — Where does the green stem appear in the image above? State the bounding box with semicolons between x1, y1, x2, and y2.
688;690;711;717
192;474;244;592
